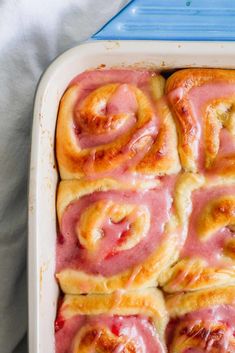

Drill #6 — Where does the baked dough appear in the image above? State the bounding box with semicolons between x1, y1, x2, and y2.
166;286;235;353
167;285;235;317
56;69;180;179
54;68;235;352
166;68;235;174
55;289;167;353
160;173;235;292
56;178;180;294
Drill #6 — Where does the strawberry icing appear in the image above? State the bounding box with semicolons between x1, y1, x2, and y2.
167;305;235;353
168;82;235;172
56;178;175;276
56;314;164;353
70;69;164;178
181;184;235;266
188;83;235;171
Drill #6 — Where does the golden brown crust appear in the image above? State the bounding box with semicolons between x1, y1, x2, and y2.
197;195;235;240
57;178;160;225
166;68;235;173
166;286;235;353
172;173;204;237
75;326;137;353
135;100;180;175
166;285;235;318
166;69;235;92
56;179;180;294
55;68;235;353
170;321;235;353
56;74;180;179
56;232;178;294
160;174;235;293
161;257;235;293
60;288;168;341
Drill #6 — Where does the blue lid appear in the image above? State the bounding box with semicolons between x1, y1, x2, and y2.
93;0;235;41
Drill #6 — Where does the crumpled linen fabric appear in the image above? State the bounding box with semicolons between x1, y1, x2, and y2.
0;1;129;352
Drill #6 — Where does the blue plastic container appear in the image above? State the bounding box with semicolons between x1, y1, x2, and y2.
93;0;235;41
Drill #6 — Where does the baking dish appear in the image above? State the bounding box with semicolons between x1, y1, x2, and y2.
28;40;235;353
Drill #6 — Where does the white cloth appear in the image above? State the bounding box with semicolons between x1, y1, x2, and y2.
0;1;129;352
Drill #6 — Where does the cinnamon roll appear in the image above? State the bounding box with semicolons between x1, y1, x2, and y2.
166;69;235;175
56;69;180;179
55;289;167;353
166;286;235;353
56;177;180;294
160;173;235;292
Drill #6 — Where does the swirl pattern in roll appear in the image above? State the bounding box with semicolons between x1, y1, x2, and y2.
55;289;167;353
160;173;235;292
56;69;180;179
56;177;180;294
166;286;235;353
166;69;235;175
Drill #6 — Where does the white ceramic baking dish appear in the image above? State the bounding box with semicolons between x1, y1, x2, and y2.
28;40;235;353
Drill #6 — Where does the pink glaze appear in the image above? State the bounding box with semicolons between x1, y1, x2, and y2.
217;128;235;157
70;69;164;177
181;184;235;266
182;304;235;324
73;69;156;139
106;83;138;115
77;115;137;149
76;84;139;149
56;177;175;276
70;69;155;91
167;83;235;171
81;116;158;180
56;314;164;353
56;315;84;353
188;83;235;171
167;305;235;353
167;87;184;105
